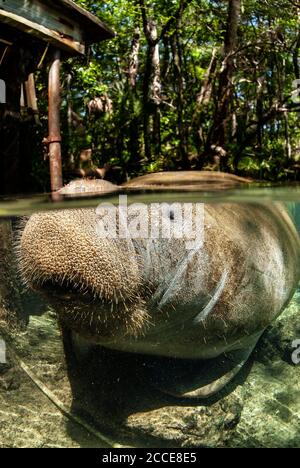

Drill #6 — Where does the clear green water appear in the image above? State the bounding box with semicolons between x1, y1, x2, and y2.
0;184;299;448
0;184;300;217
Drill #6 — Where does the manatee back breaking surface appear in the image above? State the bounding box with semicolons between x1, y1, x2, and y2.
58;179;118;195
123;171;252;190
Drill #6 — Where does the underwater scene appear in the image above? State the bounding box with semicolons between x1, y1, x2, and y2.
0;176;299;449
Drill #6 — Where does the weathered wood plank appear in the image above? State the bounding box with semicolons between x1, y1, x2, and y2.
0;0;83;43
47;0;115;40
0;8;85;54
0;38;13;46
0;0;114;51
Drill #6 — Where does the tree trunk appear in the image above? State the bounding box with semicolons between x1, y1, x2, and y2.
128;27;142;172
283;110;292;160
171;7;189;168
142;20;162;161
129;27;141;88
192;49;217;155
206;0;241;168
66;73;74;169
142;46;153;161
150;21;162;157
137;0;191;162
195;49;217;109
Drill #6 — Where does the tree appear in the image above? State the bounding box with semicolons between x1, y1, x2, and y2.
32;0;300;188
206;0;242;169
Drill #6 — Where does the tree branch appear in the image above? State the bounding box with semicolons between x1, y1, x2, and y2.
137;0;192;46
137;0;154;44
286;0;300;7
157;0;192;44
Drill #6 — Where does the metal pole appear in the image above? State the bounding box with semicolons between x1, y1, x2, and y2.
48;49;63;192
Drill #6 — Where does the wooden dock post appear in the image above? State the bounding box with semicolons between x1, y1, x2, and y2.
48;49;63;192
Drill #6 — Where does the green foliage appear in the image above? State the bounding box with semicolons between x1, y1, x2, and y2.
33;0;300;187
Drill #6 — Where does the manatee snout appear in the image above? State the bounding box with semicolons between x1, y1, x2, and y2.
18;209;149;340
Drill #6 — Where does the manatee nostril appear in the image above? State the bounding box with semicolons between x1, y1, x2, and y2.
40;279;95;302
42;279;72;294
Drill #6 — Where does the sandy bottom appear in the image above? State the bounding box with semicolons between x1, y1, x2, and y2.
0;291;299;448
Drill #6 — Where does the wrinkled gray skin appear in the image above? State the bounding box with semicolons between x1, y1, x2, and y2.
18;172;300;398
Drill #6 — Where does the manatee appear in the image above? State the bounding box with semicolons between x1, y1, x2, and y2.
58;178;118;195
17;172;300;398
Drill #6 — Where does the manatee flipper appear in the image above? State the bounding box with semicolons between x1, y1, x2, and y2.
144;337;261;399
